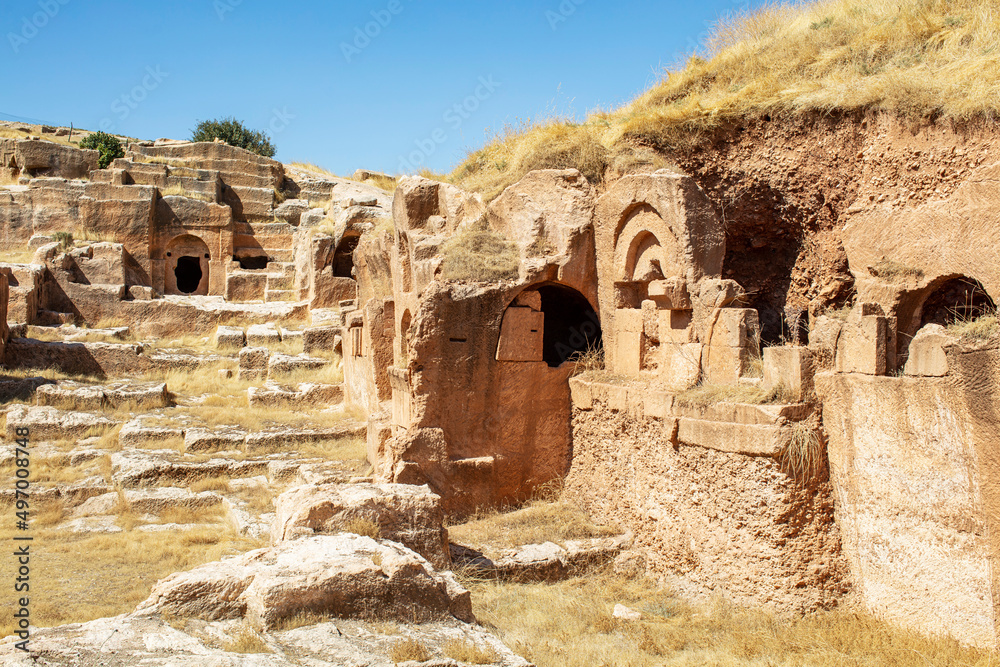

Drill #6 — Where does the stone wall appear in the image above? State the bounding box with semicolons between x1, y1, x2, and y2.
817;347;1000;649
564;377;849;613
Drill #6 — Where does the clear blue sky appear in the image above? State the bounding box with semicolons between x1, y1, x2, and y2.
1;0;763;175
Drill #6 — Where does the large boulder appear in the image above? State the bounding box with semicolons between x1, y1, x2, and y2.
271;483;450;569
134;534;473;630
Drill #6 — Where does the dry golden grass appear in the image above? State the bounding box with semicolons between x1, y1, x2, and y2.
190;475;231;493
675;381;796;407
0;249;37;263
452;0;1000;200
0;456;108;486
442;638;498;664
947;308;1000;342
220;622;272;654
468;572;997;667
272;611;331;632
340;517;381;539
441;223;520;283
780;421;825;479
367;174;398;193
868;258;926;282
0;522;264;640
268;360;343;385
288;161;339;179
158;185;214;202
449;499;619;552
389;638;432;663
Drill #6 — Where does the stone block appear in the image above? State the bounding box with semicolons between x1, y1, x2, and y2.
836;315;889;376
658;309;693;344
648;277;692;310
303;325;340;355
496;306;544;362
661;342;702;390
569;377;593;410
702;344;752;386
763;346;815;400
238;347;270;381
225;273;267;302
711;308;760;348
214;326;246;349
616;308;643;334
903;324;956;377
614;328;643;376
246;323;281;346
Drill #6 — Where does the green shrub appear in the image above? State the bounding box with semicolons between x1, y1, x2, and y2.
79;132;125;169
191;117;276;157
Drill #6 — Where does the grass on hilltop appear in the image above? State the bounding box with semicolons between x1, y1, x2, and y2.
452;0;1000;200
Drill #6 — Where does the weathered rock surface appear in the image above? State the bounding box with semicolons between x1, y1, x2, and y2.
135;535;473;629
5;405;115;440
272;483;450;568
0;616;532;666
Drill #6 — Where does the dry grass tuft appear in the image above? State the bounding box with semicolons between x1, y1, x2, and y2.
868;259;925;282
273;611;330;632
675;381;796;406
947;308;999;342
451;0;1000;199
468;571;997;667
389;637;432;663
441;638;498;664
441;223;520;283
159;185;214;202
570;344;606;377
0;522;264;640
220;622;272;654
449;499;619;552
340;517;381;539
780;421;825;479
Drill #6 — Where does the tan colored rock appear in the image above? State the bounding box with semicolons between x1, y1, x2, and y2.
763;346;815;400
239;346;270;381
134;534;474;629
5;405;115;440
903;323;957;377
271;483;450;568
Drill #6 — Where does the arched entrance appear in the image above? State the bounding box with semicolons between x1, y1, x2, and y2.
536;284;603;367
333;233;361;279
165;235;211;296
496;282;603;367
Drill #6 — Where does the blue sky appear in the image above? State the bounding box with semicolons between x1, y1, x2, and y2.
1;0;762;175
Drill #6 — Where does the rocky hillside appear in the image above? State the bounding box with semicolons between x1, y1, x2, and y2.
446;0;1000;342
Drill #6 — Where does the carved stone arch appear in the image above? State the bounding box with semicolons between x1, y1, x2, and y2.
164;234;210;296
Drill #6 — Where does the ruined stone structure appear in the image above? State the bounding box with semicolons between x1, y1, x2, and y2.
0;140;390;333
5;135;1000;651
341;162;1000;648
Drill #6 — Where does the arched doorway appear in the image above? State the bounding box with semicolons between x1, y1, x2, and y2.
536;284;603;367
165;235;211;296
496;282;603;367
919;276;994;328
333;233;361;279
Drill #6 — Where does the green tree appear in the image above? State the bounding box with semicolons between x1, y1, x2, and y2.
79;131;125;169
191;117;276;157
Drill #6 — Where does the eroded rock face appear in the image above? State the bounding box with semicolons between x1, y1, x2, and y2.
135;534;474;629
271;483;450;568
0;616;532;667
